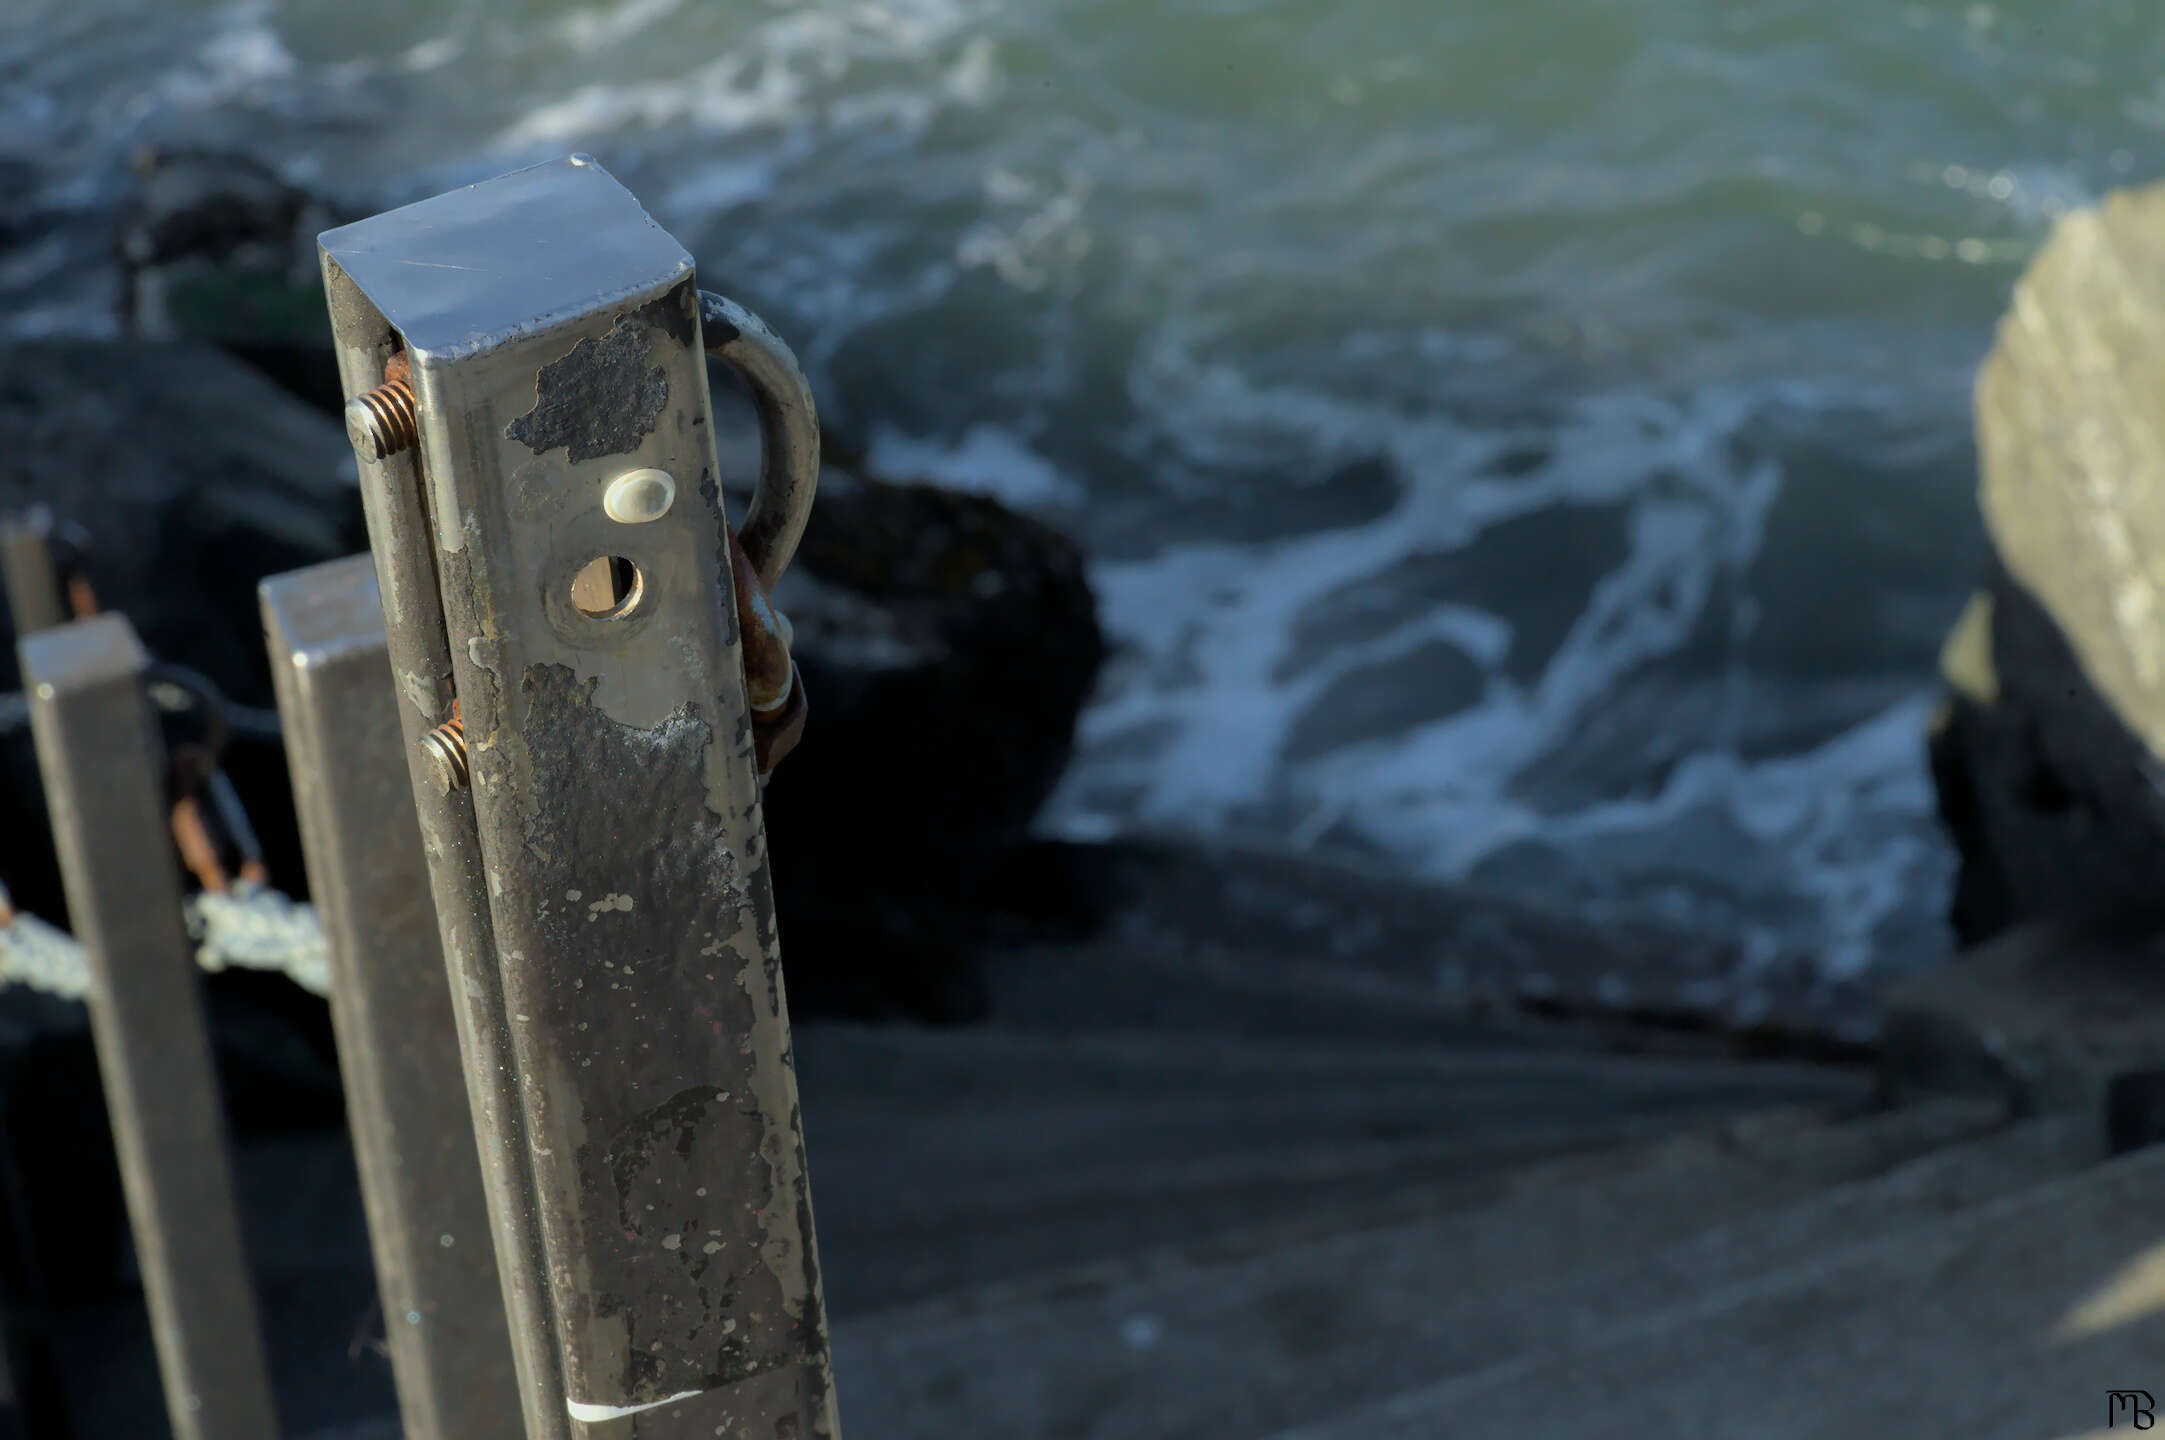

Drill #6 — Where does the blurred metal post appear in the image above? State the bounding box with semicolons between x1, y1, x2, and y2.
19;616;279;1440
262;553;525;1440
0;511;64;641
0;513;70;1439
320;156;838;1437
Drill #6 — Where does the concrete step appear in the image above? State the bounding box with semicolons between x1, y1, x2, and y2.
793;1023;1872;1314
831;1094;2032;1438
57;1130;393;1440
1276;1135;2165;1440
986;930;1561;1053
795;1022;1867;1099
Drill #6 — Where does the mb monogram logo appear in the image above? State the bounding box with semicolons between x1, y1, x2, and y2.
2110;1391;2156;1429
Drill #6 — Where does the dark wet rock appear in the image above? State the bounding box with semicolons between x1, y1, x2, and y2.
1927;571;2165;945
1878;912;2165;1139
981;836;1884;1058
0;339;363;926
116;146;349;413
0;335;1104;1026
0;340;362;696
44;149;1113;1024
0;339;356;1307
1927;181;2165;945
762;471;1106;1022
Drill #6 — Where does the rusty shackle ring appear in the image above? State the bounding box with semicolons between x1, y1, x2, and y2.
698;290;814;773
698;290;818;596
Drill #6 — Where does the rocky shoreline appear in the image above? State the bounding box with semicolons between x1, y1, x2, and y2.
2;148;1984;1063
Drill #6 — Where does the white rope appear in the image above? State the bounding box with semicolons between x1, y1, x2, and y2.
0;883;332;1002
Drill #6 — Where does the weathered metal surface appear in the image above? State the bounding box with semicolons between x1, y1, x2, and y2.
0;513;63;641
322;251;572;1440
322;156;837;1437
262;554;525;1440
19;616;279;1440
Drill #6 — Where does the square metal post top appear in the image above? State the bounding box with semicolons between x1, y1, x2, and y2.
318;156;694;358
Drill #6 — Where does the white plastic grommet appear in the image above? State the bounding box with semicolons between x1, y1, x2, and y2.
603;468;676;524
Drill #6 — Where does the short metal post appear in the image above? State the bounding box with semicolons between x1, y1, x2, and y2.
321;157;839;1437
262;554;525;1440
19;616;279;1440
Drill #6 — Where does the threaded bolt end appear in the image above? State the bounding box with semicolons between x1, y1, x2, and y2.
346;378;420;460
419;714;469;793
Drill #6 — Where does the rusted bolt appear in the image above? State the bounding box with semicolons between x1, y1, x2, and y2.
419;703;469;793
346;351;419;460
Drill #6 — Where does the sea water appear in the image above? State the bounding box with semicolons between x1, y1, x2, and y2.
7;0;2161;995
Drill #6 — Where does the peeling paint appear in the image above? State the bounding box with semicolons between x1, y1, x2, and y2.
396;667;438;718
637;281;699;351
505;315;671;465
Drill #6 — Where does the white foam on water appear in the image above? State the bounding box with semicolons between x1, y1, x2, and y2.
493;0;997;151
1063;382;1784;826
1325;691;1944;980
397;34;464;75
866;423;1082;510
658;158;777;223
559;0;686;54
1046;367;1951;975
146;1;298;113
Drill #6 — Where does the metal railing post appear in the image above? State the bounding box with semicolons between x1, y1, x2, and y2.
0;512;64;642
320;157;839;1437
321;226;572;1440
19;616;279;1440
0;516;80;1438
262;554;525;1440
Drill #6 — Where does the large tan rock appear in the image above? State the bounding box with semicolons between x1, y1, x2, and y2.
1932;182;2165;941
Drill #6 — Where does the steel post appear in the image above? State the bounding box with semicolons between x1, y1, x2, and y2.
321;157;838;1437
0;517;68;1439
263;554;525;1440
0;512;63;642
19;616;279;1440
320;251;571;1440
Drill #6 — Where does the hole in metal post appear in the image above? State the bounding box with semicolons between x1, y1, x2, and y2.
571;556;644;619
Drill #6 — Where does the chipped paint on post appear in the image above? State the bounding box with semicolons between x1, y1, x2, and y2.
319;157;839;1438
505;315;672;464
